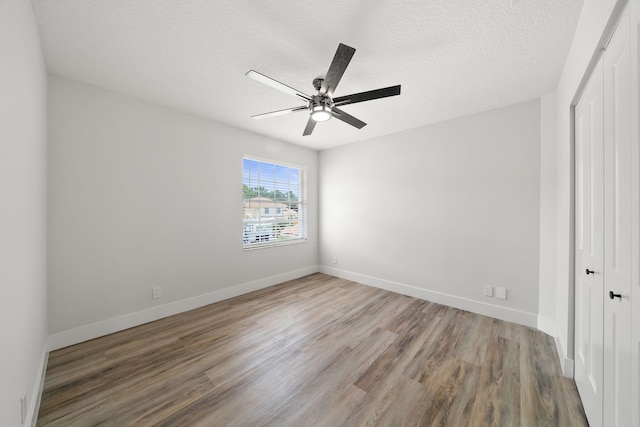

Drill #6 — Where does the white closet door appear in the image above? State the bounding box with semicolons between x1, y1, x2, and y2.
603;6;633;427
574;56;604;427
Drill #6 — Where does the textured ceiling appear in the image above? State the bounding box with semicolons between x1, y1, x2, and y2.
32;0;583;150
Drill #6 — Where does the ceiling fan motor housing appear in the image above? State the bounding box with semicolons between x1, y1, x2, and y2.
312;77;324;91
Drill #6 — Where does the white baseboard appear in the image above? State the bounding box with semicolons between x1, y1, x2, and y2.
537;315;574;378
537;315;557;337
320;266;538;329
48;266;319;351
27;342;48;427
553;328;575;378
562;356;575;378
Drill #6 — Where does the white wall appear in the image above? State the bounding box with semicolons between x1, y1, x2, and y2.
0;0;48;425
319;99;541;326
538;91;558;335
47;75;318;347
553;0;628;375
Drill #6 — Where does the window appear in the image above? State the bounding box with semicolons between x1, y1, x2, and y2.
242;157;307;248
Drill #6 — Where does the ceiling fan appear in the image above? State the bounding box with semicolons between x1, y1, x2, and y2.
246;43;401;136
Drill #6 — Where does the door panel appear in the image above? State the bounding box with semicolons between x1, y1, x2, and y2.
574;57;604;427
603;7;633;427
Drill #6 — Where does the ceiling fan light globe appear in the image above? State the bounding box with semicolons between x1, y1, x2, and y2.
311;105;332;122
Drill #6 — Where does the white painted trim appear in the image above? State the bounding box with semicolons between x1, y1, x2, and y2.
320;266;538;328
552;323;575;378
538;315;575;378
27;343;48;427
537;315;557;337
538;316;575;379
48;266;319;350
562;356;575;378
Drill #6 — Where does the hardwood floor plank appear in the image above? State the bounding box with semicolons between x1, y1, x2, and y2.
362;374;425;426
257;327;398;426
469;336;521;426
37;273;588;426
451;313;493;367
403;307;467;383
411;356;482;426
353;302;440;393
519;329;588;427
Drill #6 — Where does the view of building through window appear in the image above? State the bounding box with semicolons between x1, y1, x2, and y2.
242;157;306;247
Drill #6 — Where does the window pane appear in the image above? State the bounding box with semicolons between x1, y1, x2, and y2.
243;159;258;187
243;157;306;248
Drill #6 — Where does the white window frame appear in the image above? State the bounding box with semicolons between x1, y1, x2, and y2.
242;155;307;250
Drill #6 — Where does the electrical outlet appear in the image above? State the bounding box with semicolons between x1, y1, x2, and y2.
20;392;26;425
332;256;337;264
152;287;161;299
496;287;507;300
483;285;494;297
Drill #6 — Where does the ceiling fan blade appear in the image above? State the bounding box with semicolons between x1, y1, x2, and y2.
333;85;401;107
303;117;317;136
332;107;366;129
320;43;356;97
251;105;308;120
246;70;311;101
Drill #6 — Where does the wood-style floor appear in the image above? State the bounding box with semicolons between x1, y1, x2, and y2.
37;273;588;426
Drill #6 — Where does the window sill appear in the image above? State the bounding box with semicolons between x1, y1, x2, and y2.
243;238;307;251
